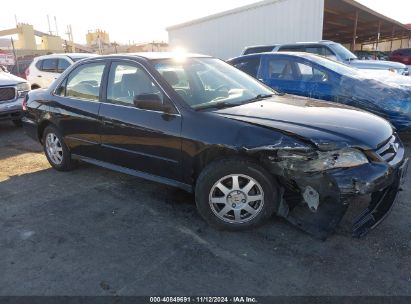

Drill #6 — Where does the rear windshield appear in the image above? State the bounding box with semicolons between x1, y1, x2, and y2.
244;46;275;55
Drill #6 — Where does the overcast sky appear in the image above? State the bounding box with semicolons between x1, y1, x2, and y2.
0;0;410;44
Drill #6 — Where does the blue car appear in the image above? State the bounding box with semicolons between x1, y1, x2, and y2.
228;52;411;132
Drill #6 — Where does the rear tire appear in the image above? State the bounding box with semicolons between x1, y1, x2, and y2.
42;125;76;171
195;158;280;231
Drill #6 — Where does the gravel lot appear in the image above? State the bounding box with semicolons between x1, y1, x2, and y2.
0;121;410;296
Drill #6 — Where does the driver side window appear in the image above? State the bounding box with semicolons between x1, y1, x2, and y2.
295;62;328;82
107;62;162;107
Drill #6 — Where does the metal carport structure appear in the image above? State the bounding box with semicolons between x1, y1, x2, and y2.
323;0;411;51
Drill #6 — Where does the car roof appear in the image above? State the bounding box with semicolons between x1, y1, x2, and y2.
229;52;321;61
244;44;279;49
242;40;336;50
34;53;98;60
113;52;211;60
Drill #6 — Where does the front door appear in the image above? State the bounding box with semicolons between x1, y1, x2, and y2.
99;61;182;181
260;56;303;95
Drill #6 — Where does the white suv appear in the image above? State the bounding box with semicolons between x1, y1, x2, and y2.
0;70;30;126
26;53;98;89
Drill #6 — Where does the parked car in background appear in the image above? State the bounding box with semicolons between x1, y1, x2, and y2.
26;53;98;89
0;69;30;126
390;48;411;67
241;41;409;75
7;58;34;80
228;52;411;132
354;50;390;61
242;44;280;55
22;52;408;239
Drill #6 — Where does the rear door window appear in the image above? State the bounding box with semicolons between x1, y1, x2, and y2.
57;59;71;73
278;45;306;52
65;62;105;101
41;59;58;72
401;49;411;56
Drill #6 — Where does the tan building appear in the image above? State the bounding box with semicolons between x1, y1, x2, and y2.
126;42;169;53
86;29;110;47
39;35;63;52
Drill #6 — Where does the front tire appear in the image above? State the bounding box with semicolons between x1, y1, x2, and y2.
42;125;76;171
195;158;280;231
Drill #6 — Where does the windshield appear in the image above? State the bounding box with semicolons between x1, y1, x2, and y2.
153;58;274;110
329;43;358;61
306;55;359;76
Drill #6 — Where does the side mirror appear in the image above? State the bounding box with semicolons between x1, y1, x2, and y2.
133;93;172;113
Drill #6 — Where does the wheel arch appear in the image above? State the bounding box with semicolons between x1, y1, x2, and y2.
37;119;56;144
191;146;261;185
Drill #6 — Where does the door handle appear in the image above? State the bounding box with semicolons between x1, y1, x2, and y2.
103;119;115;127
103;119;127;128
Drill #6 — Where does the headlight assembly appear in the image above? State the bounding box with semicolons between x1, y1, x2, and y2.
273;148;369;172
16;82;30;98
305;148;368;172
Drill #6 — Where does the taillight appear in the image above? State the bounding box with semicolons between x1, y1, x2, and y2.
22;94;28;111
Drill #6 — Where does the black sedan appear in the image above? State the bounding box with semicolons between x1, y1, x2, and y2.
22;52;408;239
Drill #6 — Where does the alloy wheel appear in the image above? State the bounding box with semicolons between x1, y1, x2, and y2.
209;174;264;224
45;133;63;165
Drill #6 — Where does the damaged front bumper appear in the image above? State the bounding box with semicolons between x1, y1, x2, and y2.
267;145;408;240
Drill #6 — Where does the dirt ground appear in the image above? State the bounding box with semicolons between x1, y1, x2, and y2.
0;121;410;296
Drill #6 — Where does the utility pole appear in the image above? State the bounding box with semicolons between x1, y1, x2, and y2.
54;16;59;36
47;15;52;35
11;37;19;75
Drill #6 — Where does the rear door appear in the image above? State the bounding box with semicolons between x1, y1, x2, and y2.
98;60;182;181
230;56;262;78
52;60;107;158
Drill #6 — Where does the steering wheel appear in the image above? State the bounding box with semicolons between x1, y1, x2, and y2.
215;85;230;92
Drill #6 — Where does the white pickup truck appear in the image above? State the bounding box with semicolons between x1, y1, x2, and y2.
0;69;30;126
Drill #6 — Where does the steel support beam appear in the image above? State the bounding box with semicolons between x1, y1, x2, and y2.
351;10;359;51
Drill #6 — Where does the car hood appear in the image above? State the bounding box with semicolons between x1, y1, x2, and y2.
0;72;27;86
349;59;406;70
214;95;393;150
